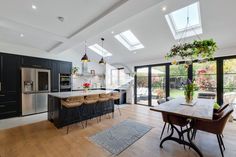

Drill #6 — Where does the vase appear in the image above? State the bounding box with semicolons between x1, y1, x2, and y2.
84;88;89;92
185;93;193;103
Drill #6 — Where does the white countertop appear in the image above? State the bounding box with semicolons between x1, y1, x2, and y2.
48;90;117;99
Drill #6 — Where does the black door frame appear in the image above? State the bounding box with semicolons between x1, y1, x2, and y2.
134;55;236;106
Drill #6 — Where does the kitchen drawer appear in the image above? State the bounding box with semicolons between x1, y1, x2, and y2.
0;101;18;119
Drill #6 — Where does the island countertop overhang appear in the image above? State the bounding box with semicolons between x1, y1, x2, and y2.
48;90;117;99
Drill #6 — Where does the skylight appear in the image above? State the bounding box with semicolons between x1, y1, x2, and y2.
88;44;112;57
165;2;202;40
114;30;144;51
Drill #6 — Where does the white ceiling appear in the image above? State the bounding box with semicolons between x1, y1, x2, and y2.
0;0;236;65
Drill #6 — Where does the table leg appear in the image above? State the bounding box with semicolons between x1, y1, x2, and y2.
160;120;203;157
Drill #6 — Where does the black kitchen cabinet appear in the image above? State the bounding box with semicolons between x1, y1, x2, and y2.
21;56;50;69
59;61;72;74
0;53;21;119
51;60;60;92
0;52;72;119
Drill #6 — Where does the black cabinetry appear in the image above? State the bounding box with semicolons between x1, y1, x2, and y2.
21;56;50;69
51;61;60;92
59;61;72;74
0;53;21;119
0;52;72;119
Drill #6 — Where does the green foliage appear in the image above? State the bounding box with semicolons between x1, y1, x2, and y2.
166;39;218;60
72;67;79;74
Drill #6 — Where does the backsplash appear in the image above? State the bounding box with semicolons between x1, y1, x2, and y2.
72;75;105;90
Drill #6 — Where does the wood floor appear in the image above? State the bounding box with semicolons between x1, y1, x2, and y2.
0;105;236;157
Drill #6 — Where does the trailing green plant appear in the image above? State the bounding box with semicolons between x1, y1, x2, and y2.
165;39;218;60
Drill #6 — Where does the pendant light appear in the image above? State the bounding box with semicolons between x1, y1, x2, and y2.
99;38;106;64
81;41;90;62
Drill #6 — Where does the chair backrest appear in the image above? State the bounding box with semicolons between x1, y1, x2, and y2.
216;105;234;133
99;93;111;98
66;96;84;102
85;94;99;100
158;98;166;104
112;92;120;99
195;104;233;134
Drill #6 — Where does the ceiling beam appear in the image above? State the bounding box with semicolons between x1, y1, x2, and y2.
49;0;165;54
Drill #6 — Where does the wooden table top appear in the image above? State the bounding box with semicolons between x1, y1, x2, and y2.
150;97;215;120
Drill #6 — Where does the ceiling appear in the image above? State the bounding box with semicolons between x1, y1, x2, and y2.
0;0;236;65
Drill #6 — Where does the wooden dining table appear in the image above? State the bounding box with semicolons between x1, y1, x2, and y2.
150;97;215;157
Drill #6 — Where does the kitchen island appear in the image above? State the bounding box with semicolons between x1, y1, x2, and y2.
48;90;116;128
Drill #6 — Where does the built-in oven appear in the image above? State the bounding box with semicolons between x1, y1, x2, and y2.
59;73;71;92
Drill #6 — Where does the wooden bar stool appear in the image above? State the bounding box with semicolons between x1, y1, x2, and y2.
98;93;111;121
110;92;121;115
82;94;99;127
61;96;84;134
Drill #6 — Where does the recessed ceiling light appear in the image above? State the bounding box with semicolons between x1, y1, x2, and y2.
32;4;37;10
111;31;114;34
20;33;24;37
133;51;137;54
162;6;167;11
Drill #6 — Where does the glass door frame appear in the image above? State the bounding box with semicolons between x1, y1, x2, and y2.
135;64;169;106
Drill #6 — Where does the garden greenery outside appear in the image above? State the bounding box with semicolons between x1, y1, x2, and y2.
136;59;236;104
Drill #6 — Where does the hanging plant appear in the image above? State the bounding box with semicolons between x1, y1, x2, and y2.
165;39;218;61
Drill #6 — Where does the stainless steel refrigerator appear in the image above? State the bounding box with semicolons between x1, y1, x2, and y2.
21;68;51;116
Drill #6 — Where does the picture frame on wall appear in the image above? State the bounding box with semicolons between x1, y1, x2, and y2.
91;70;95;75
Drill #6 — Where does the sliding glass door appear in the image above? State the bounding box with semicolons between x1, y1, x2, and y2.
223;59;236;119
151;66;166;106
169;64;188;98
136;67;149;105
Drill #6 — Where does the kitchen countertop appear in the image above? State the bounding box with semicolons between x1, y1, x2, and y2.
48;90;117;99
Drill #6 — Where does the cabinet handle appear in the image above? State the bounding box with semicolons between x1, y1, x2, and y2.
0;105;5;108
0;95;5;96
0;82;1;92
33;65;41;68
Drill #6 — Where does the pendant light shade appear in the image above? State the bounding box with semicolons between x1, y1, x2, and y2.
81;41;90;62
81;53;89;62
99;38;106;64
99;57;106;64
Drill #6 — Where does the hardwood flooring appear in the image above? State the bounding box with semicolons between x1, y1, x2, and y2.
0;105;236;157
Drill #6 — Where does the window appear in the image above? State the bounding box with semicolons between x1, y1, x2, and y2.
165;2;202;39
193;61;217;99
111;68;127;87
88;44;112;57
114;30;144;51
170;64;188;98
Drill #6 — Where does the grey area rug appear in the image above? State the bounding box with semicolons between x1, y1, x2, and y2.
89;119;152;156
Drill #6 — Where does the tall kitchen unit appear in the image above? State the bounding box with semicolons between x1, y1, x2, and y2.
21;68;50;115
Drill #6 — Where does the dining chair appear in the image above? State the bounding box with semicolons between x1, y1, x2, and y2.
192;105;234;157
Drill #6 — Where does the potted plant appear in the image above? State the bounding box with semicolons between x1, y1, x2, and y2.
83;82;91;92
72;67;79;75
182;79;197;103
